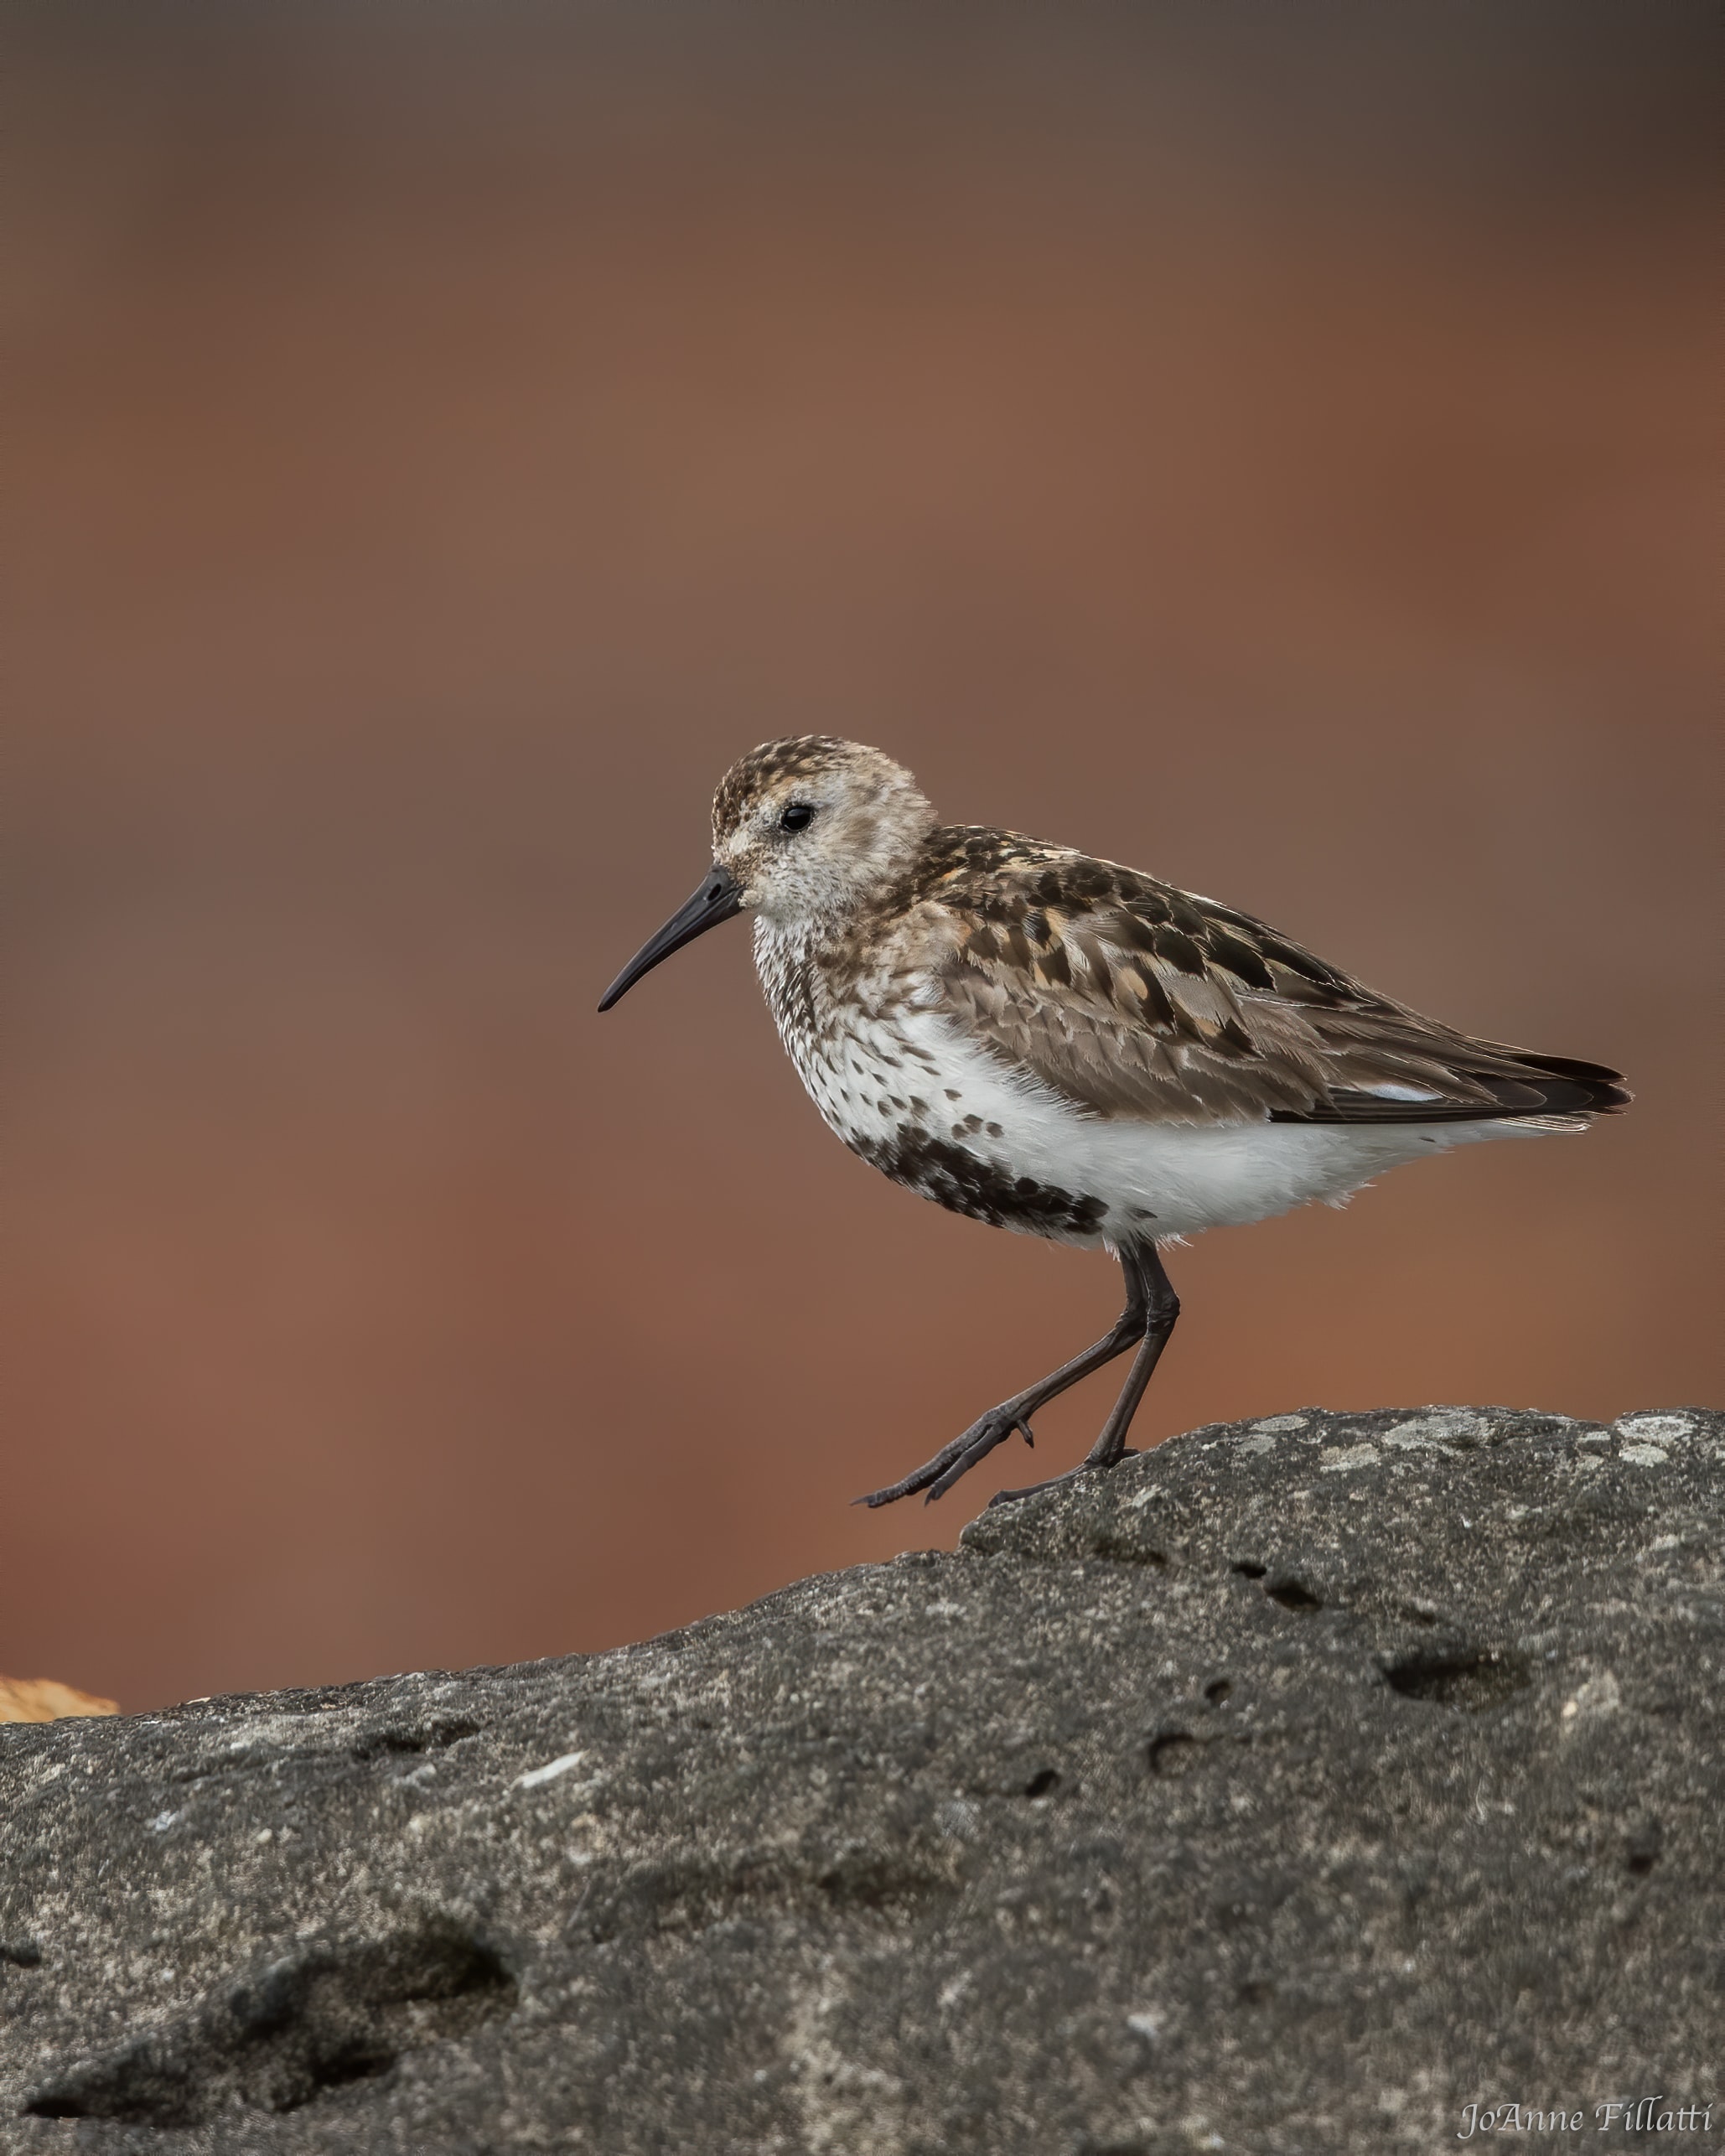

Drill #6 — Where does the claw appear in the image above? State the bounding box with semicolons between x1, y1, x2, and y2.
858;1402;1057;1511
987;1450;1139;1508
986;1474;1065;1508
855;1480;918;1508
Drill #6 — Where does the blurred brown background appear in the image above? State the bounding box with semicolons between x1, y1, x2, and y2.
2;6;1717;1713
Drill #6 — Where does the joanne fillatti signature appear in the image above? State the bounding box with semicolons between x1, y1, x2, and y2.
1459;2099;1714;2138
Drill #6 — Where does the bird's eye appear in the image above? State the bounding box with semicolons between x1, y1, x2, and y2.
780;804;816;833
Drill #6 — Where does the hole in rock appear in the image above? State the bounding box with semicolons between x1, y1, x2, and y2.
1147;1733;1199;1777
1624;1821;1663;1876
350;1718;480;1763
1264;1578;1322;1612
1204;1680;1233;1705
1382;1646;1531;1711
1230;1561;1267;1580
281;2046;396;2106
22;1919;515;2128
1023;1769;1061;1799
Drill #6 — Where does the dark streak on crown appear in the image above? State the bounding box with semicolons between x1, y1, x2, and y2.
712;736;856;841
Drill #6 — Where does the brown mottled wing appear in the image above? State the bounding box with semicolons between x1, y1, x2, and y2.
913;830;1629;1126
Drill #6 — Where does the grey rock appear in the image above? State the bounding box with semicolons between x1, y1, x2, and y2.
3;1405;1721;2155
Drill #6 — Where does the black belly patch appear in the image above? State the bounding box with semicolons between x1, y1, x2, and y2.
848;1127;1107;1237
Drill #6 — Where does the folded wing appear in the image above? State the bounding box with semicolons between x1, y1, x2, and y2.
914;833;1629;1127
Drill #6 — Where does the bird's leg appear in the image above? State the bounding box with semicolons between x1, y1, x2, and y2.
986;1244;1180;1508
856;1265;1150;1510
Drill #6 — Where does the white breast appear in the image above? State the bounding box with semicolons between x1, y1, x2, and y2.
756;931;937;1156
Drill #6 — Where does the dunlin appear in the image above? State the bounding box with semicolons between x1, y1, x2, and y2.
599;739;1629;1508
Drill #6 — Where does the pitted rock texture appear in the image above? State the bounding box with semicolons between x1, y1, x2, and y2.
2;1406;1720;2155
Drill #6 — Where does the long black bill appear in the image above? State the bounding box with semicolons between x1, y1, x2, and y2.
597;865;743;1012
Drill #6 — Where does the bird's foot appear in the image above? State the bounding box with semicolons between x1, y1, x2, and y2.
855;1406;1036;1509
984;1449;1139;1509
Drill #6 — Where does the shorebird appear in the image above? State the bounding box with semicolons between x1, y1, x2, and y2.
598;738;1629;1509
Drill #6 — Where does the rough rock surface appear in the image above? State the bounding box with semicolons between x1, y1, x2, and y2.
3;1405;1721;2155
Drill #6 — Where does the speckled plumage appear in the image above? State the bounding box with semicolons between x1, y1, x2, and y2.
729;744;1625;1249
602;736;1629;1506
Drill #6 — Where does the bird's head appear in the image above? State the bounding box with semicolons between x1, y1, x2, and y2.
711;736;935;926
598;737;935;1010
